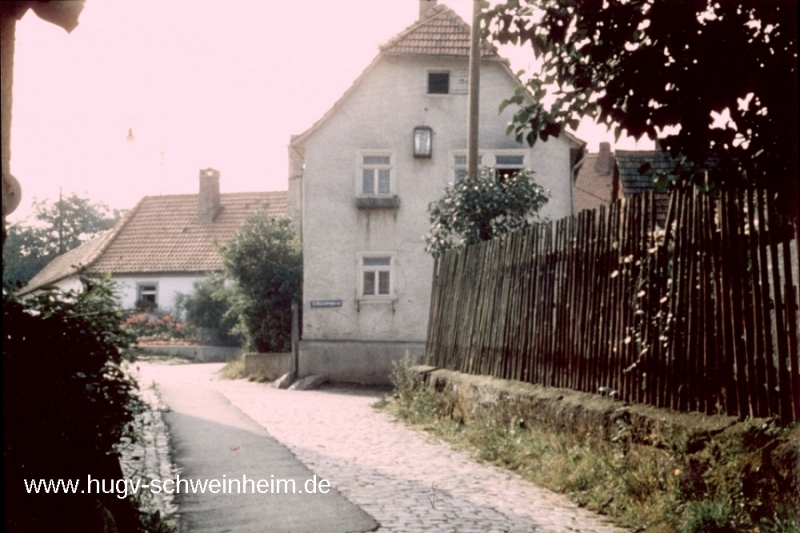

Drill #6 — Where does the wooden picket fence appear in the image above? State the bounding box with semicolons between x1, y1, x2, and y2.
425;187;800;422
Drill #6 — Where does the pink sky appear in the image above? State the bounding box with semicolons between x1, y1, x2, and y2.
9;0;646;222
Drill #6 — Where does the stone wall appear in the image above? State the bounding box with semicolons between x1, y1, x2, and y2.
135;345;241;363
410;366;742;450
243;352;294;378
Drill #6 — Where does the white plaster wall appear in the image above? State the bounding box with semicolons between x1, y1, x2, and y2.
112;274;208;313
297;55;575;346
51;276;84;294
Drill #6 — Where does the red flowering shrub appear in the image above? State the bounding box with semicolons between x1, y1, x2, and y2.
120;310;197;345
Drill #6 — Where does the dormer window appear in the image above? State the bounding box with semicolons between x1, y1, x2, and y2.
428;72;450;94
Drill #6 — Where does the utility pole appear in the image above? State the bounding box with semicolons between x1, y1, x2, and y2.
467;0;481;181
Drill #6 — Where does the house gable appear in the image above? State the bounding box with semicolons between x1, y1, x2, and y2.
290;1;585;384
291;4;514;150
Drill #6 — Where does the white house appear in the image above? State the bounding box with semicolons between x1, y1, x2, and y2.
288;1;585;384
20;169;287;312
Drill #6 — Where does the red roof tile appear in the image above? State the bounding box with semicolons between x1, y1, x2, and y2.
379;4;498;58
21;191;287;294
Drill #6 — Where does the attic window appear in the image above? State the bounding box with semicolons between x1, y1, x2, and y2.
428;72;449;94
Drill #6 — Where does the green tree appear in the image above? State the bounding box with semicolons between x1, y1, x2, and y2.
218;214;301;352
174;275;242;347
2;224;51;288
31;193;125;253
486;0;798;216
426;168;549;256
2;193;125;287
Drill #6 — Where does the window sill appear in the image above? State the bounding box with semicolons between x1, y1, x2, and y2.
355;196;400;209
356;297;397;312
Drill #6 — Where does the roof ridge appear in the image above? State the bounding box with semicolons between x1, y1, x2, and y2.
379;4;452;51
379;3;497;58
138;191;280;200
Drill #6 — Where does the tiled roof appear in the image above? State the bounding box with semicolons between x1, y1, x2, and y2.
21;191;287;294
20;226;123;295
379;4;498;58
615;150;675;223
573;154;613;213
615;150;677;196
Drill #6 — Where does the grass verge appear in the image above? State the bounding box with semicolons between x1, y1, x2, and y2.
377;360;799;533
218;355;276;383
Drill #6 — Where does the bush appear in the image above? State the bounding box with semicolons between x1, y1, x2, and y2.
3;275;145;532
121;309;191;345
425;168;549;256
174;275;241;347
218;214;301;352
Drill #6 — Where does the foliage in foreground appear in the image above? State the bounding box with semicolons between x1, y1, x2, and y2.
485;0;798;217
218;214;301;352
383;360;799;533
3;276;168;532
425;168;549;256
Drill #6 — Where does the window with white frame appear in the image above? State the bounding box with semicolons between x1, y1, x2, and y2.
136;282;158;308
359;255;393;298
452;153;483;183
359;153;393;196
451;151;528;182
494;153;526;181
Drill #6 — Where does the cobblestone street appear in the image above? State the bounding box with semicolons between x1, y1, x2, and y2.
137;362;626;533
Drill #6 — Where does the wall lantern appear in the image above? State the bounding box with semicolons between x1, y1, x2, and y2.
413;126;432;158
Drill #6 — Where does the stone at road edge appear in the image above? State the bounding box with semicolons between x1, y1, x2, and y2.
274;371;296;389
289;374;330;391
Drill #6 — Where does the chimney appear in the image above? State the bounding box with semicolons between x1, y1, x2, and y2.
594;142;614;175
419;0;437;18
198;168;221;224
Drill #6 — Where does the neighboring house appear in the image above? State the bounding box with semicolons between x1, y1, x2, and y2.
613;149;674;224
573;142;614;213
288;0;585;384
21;169;287;311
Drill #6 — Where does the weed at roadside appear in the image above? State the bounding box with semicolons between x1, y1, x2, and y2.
247;371;276;383
219;356;246;380
379;358;799;533
217;356;275;383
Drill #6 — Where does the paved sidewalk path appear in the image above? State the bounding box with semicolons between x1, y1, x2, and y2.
138;363;378;533
142;363;626;533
